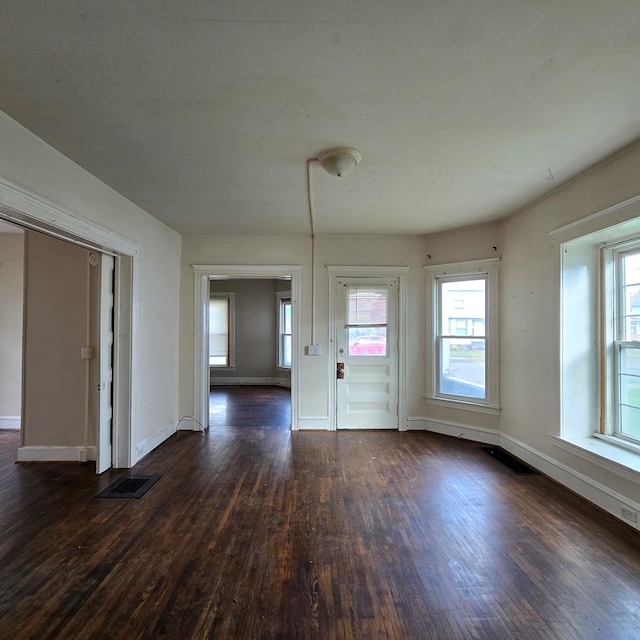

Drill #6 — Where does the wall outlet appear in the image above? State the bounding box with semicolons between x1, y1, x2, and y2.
306;344;321;356
621;506;638;523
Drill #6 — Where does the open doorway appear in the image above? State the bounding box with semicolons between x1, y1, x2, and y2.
193;265;301;431
0;177;137;470
0;224;120;472
208;278;292;429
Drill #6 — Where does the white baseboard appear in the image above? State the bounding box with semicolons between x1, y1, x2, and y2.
296;416;330;431
410;416;640;532
210;376;286;386
407;416;500;445
134;419;178;462
0;416;21;430
500;433;640;533
17;445;94;462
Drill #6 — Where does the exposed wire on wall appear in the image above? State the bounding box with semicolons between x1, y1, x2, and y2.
307;157;319;345
306;147;361;349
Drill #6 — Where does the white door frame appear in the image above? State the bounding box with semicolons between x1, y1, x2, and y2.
0;175;139;468
96;254;114;474
328;266;409;431
192;264;302;431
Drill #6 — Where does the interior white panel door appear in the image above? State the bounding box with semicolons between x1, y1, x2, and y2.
336;278;399;429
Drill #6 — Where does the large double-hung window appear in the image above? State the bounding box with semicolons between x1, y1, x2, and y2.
425;259;500;412
609;244;640;444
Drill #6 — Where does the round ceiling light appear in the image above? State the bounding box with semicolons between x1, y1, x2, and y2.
317;147;361;177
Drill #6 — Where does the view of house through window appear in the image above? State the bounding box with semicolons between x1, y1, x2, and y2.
437;277;486;400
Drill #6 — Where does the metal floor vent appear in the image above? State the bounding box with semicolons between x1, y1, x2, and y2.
97;475;160;499
481;447;538;475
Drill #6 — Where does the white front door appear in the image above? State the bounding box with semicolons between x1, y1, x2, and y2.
96;254;114;474
336;278;399;429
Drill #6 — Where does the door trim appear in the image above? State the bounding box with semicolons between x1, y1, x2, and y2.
0;175;138;468
192;264;302;431
327;266;409;431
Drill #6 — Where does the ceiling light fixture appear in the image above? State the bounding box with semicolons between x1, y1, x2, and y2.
317;147;362;178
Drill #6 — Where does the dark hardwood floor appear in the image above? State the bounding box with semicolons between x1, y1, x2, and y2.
1;394;640;638
209;385;291;428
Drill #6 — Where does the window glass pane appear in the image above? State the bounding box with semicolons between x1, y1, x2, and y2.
622;254;640;341
348;328;387;357
619;405;640;439
438;337;485;399
623;254;640;340
283;301;292;334
441;280;485;336
619;345;640;438
347;286;388;325
282;335;292;367
209;298;229;366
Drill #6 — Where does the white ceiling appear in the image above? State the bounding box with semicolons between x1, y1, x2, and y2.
1;1;640;236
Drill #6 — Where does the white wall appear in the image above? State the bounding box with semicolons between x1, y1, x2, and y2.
0;110;181;463
179;229;501;430
0;232;24;426
22;231;90;446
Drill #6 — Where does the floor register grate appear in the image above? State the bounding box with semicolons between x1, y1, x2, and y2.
481;447;538;475
96;475;161;499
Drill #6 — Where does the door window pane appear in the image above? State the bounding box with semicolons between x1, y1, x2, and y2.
347;286;388;325
348;328;387;357
346;286;388;357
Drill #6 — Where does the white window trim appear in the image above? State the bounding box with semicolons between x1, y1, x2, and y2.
424;258;500;414
276;291;292;370
552;194;640;479
602;239;640;447
209;292;235;370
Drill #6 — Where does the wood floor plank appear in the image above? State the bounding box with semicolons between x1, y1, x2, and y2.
1;388;640;638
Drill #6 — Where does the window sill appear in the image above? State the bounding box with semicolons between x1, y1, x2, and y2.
424;396;500;416
209;366;236;372
552;434;640;485
276;366;291;372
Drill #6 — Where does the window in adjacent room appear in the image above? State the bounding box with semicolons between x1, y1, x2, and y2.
424;259;500;412
209;293;235;368
277;293;292;368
